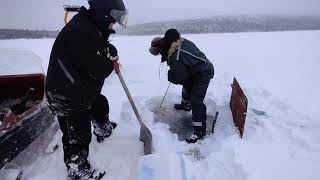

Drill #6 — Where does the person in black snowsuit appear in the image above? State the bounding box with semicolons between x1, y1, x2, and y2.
149;29;214;143
45;0;128;179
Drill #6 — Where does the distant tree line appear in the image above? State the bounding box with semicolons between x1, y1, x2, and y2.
0;29;59;40
1;15;320;39
116;15;320;36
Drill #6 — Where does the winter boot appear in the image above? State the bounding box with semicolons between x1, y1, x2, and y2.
93;120;117;143
174;100;192;112
186;122;206;143
67;162;105;180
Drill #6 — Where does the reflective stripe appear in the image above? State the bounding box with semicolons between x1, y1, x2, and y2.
176;48;181;61
180;49;207;62
57;58;75;84
193;122;203;127
187;134;198;140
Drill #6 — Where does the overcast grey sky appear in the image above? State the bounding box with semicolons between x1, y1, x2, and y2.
1;0;320;30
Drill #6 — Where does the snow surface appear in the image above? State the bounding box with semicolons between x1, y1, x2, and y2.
0;31;319;180
0;49;43;75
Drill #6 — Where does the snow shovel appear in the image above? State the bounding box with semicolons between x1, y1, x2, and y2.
113;61;152;155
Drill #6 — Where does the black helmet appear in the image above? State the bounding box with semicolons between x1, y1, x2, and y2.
88;0;128;28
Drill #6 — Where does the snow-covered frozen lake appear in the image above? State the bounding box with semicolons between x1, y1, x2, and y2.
0;31;319;180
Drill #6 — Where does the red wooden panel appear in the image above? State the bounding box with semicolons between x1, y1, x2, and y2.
0;73;45;102
230;77;248;138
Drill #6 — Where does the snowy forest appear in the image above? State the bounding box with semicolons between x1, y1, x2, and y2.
0;29;59;40
117;15;320;35
1;15;320;39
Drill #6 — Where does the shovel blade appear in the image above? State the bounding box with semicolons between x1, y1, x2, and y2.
139;126;152;155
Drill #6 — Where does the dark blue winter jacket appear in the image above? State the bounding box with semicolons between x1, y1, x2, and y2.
166;38;214;85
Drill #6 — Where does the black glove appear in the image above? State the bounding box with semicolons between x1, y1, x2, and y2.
106;43;119;61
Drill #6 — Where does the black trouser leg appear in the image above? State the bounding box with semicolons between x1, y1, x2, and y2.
190;78;211;127
182;79;193;102
89;94;114;141
90;94;109;126
57;109;92;171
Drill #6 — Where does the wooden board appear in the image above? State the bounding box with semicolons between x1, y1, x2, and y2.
230;78;248;138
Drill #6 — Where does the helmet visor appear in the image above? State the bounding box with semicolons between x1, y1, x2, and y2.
110;9;128;28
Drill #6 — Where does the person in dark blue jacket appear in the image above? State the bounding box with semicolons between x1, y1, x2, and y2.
149;29;214;143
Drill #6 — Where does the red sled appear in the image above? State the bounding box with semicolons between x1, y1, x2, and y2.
230;78;248;138
0;49;55;168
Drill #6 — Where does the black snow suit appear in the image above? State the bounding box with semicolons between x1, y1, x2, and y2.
166;38;214;127
45;7;114;171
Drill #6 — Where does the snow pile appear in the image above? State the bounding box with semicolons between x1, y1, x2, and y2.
0;31;319;180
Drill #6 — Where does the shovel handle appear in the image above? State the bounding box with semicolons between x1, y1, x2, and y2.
64;11;69;25
114;61;121;74
113;61;145;127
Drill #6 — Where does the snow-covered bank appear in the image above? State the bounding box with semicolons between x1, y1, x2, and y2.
0;31;319;180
